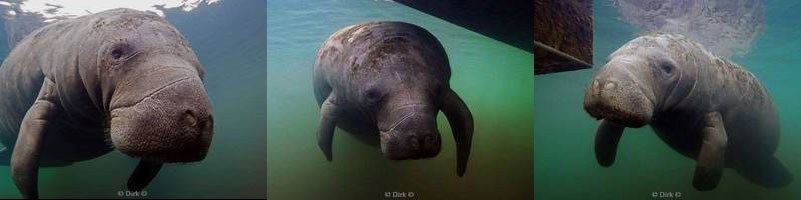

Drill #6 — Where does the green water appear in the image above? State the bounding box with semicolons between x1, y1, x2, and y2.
0;1;266;198
535;1;801;199
266;0;533;199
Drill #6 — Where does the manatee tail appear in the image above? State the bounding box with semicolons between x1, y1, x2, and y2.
735;156;793;188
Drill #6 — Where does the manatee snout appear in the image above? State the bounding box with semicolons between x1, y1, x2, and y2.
584;60;655;127
379;105;442;160
110;70;213;163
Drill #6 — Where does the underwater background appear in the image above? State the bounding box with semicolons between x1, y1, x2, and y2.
267;0;533;199
535;0;801;199
0;0;266;198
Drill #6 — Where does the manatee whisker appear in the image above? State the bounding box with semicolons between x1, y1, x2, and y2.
386;110;414;134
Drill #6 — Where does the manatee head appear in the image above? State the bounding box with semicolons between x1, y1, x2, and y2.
584;33;697;127
350;31;451;160
78;9;213;163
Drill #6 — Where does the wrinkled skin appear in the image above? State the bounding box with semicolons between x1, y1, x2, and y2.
584;32;791;191
314;22;474;176
0;9;213;198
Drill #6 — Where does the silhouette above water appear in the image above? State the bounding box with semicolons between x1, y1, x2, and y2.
314;21;474;176
612;0;765;57
0;9;213;198
584;33;791;191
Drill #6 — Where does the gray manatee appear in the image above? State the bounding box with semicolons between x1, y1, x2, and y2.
584;32;791;191
314;22;474;176
0;9;213;198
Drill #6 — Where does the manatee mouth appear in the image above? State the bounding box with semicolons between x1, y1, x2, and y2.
585;100;652;128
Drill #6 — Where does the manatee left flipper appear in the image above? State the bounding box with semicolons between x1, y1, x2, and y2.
441;89;474;177
127;159;163;191
12;79;60;199
693;112;728;191
595;119;625;167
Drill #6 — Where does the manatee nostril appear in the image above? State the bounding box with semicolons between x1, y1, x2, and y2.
603;81;616;90
184;110;198;127
409;135;420;150
423;135;434;147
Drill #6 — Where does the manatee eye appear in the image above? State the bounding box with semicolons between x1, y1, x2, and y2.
659;62;674;75
107;43;134;65
365;89;383;104
111;48;124;60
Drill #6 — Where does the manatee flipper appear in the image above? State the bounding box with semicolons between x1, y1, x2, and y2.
11;80;59;199
441;89;474;177
127;160;163;191
734;156;792;188
595;120;625;167
693;112;728;191
318;95;339;162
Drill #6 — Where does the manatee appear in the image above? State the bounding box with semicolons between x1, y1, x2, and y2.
0;9;213;198
313;22;474;176
584;32;791;191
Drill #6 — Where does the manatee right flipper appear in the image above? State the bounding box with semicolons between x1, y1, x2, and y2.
595;119;625;167
318;95;339;162
11;79;59;199
441;89;474;177
693;112;728;191
127;160;163;191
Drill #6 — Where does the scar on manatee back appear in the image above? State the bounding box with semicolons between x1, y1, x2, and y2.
320;46;339;62
365;36;412;67
335;24;367;46
348;35;413;80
